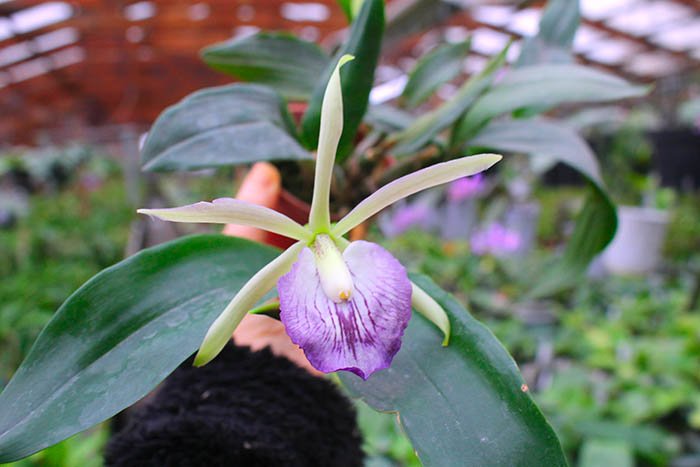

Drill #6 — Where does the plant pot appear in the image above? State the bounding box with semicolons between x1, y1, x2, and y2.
503;201;541;257
649;128;700;189
602;206;670;275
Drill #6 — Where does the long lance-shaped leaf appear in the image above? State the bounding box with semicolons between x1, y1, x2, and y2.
201;32;330;101
138;198;312;242
517;0;579;66
141;84;310;172
332;153;501;236
391;45;508;157
453;64;649;145
469;119;616;296
340;273;567;466
401;39;471;108
300;0;384;162
471;119;603;185
0;235;278;462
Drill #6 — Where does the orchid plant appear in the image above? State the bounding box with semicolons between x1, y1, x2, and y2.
0;1;648;464
139;56;500;378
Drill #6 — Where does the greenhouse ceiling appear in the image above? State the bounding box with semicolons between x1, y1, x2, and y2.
0;0;698;144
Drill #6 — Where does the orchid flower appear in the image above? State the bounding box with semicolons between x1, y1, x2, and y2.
139;55;502;379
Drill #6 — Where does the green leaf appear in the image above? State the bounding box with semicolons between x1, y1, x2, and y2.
141;84;311;172
337;0;364;21
392;46;508;157
365;105;414;132
337;0;353;20
579;439;633;467
517;0;579;66
0;235;278;463
201;32;330;101
454;65;649;145
300;0;384;162
471;119;603;185
536;0;580;48
340;274;567;467
574;420;678;464
469;119;616;296
401;40;471;108
531;186;616;297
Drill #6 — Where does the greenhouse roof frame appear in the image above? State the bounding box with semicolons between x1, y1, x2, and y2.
0;0;698;144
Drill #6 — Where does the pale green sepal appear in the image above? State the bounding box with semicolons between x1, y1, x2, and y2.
411;281;450;346
308;54;355;233
138;198;312;242
194;241;305;366
332;153;502;236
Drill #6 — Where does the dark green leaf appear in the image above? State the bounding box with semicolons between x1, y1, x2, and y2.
201;32;330;101
401;40;471;108
300;0;384;161
340;274;567;467
141;84;311;172
0;235;278;462
469;119;616;296
454;65;649;145
392;46;508;157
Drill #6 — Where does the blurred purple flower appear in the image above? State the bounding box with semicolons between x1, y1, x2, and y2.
470;223;521;256
447;174;485;202
389;203;432;236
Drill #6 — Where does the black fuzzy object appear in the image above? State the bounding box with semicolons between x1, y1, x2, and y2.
105;343;364;467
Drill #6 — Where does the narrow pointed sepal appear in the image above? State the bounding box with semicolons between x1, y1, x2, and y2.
138;198;312;242
194;241;305;366
332;153;503;236
278;241;412;379
411;281;451;346
308;54;355;232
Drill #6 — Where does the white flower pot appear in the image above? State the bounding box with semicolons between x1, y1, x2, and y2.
602;206;670;275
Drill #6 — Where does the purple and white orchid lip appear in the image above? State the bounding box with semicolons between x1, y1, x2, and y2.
278;240;412;379
137;53;503;378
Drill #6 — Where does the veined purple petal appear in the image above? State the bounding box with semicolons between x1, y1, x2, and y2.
278;241;412;379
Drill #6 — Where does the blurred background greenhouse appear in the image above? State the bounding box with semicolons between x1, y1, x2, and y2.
0;0;699;465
